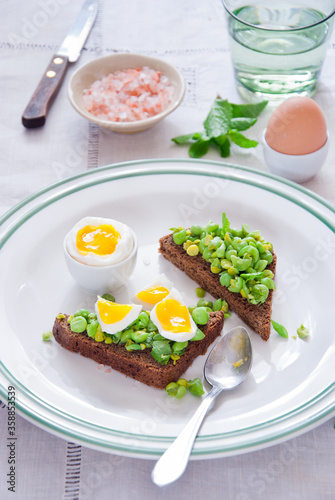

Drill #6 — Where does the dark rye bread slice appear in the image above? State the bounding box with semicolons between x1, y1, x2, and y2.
159;234;276;341
52;311;224;389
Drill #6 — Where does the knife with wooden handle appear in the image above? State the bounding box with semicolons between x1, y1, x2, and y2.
22;0;98;129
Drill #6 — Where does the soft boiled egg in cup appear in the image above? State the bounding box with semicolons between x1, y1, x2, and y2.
64;216;138;293
150;288;197;342
263;96;329;183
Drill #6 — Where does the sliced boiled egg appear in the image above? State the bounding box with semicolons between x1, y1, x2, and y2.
132;274;173;310
150;288;197;342
65;216;134;267
95;296;142;335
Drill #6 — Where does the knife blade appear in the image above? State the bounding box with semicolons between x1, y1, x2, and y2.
22;0;98;129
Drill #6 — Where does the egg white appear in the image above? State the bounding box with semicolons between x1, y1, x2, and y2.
95;297;142;335
150;288;197;342
65;216;134;266
132;273;173;309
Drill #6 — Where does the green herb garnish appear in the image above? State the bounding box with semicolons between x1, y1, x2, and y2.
271;320;288;338
172;97;267;158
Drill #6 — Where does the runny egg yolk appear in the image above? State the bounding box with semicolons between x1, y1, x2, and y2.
97;299;132;324
137;286;170;305
155;298;192;333
76;224;120;256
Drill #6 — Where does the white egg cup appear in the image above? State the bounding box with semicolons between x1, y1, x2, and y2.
263;130;329;183
63;229;138;294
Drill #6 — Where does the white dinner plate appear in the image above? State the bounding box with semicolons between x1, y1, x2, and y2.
0;159;334;458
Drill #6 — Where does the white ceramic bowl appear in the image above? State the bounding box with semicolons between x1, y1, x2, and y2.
263;130;329;183
68;53;185;133
63;228;138;293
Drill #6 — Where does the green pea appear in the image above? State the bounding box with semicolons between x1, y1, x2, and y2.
249;230;261;240
241;223;250;236
208;236;223;251
165;382;187;399
231;228;243;238
196;299;213;309
173;229;187;245
220;258;232;269
256;241;266;254
202;247;213;260
131;330;149;343
238;244;256;259
255;259;268;272
187;244;199;256
236;240;248;253
250;284;269;304
88;312;97;323
220;271;231;287
198;240;205;254
74;309;90;320
260;277;276;290
231;254;252;272
87;320;99;338
216;243;226;258
205;221;219;233
195;287;206;298
190;225;203;236
187;378;205;397
120;329;133;343
70;316;87;333
190;328;205;341
192;307;210;325
101;293;115;302
297;324;309;339
263;250;273;264
225;248;237;260
228;276;244;293
213;298;223;311
177;378;188;388
42;331;53;341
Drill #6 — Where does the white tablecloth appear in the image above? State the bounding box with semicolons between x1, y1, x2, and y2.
1;1;335;498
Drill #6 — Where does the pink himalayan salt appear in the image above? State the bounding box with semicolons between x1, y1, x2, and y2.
83;66;174;123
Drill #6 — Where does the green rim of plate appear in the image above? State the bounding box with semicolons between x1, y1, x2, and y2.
0;158;334;457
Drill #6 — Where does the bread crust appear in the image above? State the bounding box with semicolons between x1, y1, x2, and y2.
52;311;224;389
159;234;276;341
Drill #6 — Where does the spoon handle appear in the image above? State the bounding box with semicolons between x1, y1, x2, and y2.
151;385;223;487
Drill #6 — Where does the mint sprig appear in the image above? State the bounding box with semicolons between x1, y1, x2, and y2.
172;97;267;158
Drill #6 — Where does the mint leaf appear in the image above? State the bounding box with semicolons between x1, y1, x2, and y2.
230;117;257;131
203;99;232;138
222;212;230;234
271;320;288;338
172;132;197;144
231;101;268;118
189;139;210;158
229;130;258;149
213;135;231;157
151;340;172;365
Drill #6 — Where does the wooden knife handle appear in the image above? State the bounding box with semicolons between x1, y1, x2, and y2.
22;55;69;128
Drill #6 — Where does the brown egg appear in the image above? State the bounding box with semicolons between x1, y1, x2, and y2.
265;97;327;155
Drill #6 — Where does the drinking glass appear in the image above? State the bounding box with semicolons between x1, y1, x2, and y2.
222;0;335;100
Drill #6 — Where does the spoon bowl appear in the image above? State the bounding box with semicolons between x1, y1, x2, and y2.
205;325;252;389
152;326;252;487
